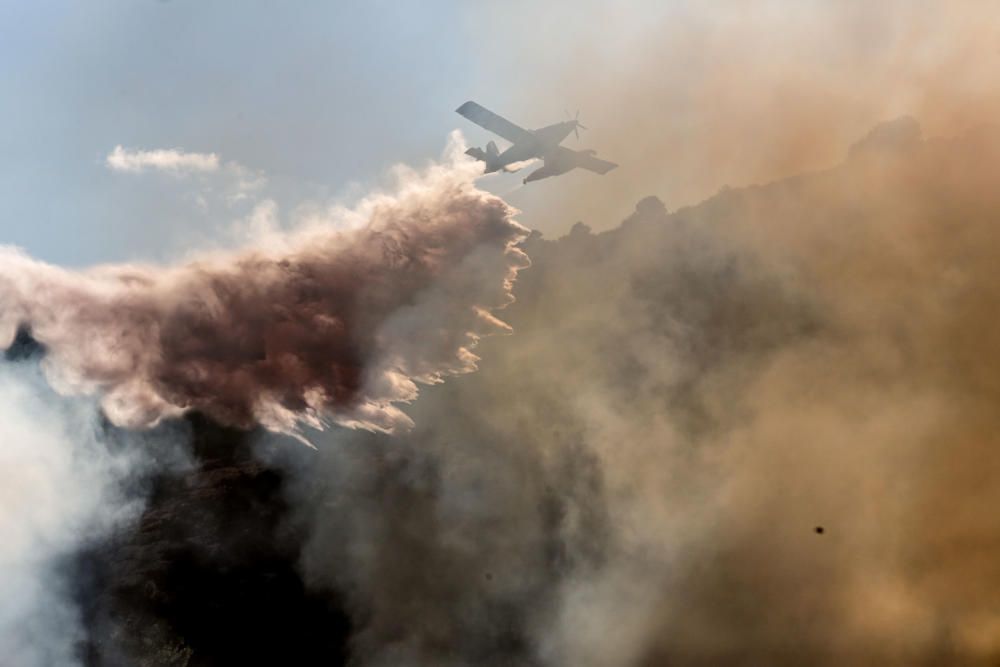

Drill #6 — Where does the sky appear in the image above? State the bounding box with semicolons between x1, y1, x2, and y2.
0;2;467;265
0;1;670;266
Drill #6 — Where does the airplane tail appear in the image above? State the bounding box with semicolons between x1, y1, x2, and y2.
465;141;501;172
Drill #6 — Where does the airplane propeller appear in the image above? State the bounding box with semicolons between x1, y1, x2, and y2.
566;109;588;140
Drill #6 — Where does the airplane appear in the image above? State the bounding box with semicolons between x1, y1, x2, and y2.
455;101;617;184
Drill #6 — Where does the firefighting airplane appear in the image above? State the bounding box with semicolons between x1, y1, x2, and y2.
455;101;618;184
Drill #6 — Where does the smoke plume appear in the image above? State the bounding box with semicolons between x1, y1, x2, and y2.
0;145;527;437
242;119;1000;666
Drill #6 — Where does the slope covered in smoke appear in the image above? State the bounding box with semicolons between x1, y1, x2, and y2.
73;118;1000;666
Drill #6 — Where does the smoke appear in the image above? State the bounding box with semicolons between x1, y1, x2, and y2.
41;116;1000;666
0;365;99;667
472;1;1000;235
106;145;221;175
242;118;1000;666
0;351;187;667
0;139;528;437
540;122;1000;665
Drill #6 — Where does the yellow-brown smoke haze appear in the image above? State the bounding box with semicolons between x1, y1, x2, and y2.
277;118;1000;664
630;130;1000;664
434;121;1000;664
457;8;1000;661
474;1;1000;235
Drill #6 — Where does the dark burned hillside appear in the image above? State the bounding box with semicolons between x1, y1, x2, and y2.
75;415;351;666
73;121;1000;665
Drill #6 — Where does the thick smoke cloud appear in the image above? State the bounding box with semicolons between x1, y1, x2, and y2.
245;120;1000;667
0;144;527;437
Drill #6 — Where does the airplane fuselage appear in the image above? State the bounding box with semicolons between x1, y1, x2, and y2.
522;147;586;183
495;121;577;168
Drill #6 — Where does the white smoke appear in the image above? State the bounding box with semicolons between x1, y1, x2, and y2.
106;145;220;175
0;362;157;667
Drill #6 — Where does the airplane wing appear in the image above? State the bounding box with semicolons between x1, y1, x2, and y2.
571;149;618;175
548;146;617;175
456;101;533;144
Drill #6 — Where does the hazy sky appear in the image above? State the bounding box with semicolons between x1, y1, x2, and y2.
3;2;995;267
0;1;667;266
